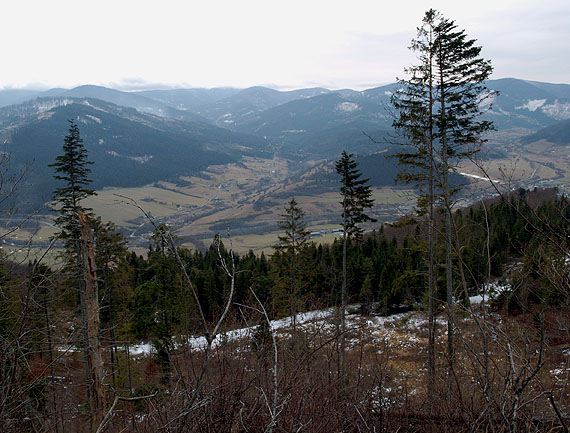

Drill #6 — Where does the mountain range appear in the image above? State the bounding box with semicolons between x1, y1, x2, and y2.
0;97;268;210
1;78;569;211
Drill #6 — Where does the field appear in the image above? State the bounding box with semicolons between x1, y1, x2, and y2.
4;132;570;256
459;138;570;187
79;157;417;254
85;186;206;226
0;156;416;257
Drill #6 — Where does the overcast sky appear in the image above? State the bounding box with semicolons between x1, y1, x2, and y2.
2;0;569;91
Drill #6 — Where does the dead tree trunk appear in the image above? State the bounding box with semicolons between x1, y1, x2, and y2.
79;211;106;431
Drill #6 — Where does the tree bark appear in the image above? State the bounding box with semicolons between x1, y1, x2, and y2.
340;226;347;377
439;56;455;390
428;179;436;390
427;32;436;392
79;211;106;431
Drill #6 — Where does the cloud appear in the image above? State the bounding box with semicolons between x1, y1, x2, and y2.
469;1;570;82
106;78;194;91
1;0;569;89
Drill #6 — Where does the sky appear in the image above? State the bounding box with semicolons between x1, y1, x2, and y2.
2;0;569;91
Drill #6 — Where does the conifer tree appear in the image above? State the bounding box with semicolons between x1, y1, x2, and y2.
273;197;311;334
392;9;495;385
435;10;495;382
49;120;95;334
50;120;96;252
50;120;104;423
335;150;376;375
391;8;439;390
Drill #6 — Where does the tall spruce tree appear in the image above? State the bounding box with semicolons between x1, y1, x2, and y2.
273;197;311;335
50;119;96;256
391;8;439;390
435;10;495;383
50;120;103;423
335;150;376;375
392;9;495;385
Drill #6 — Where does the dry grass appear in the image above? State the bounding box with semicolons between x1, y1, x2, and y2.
11;302;568;433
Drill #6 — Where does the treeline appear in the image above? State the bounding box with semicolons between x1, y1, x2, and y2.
13;187;567;357
123;187;570;344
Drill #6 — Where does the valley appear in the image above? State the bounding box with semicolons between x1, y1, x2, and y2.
84;155;417;254
77;139;570;255
1;154;414;259
5;132;569;261
1;77;570;258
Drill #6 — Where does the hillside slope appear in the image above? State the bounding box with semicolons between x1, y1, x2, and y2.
0;97;268;209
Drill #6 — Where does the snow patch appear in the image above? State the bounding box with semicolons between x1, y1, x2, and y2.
221;113;234;124
104;151;153;164
551;368;570;378
130;155;153;164
129;308;335;356
34;98;73;113
469;281;510;305
384;91;393;96
130;343;153;356
478;92;496;111
86;114;102;124
336;102;360;113
516;99;546;112
515;99;570;120
541;100;570;120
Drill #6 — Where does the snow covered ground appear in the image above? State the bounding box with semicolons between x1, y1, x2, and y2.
467;281;509;304
129;308;336;355
129;282;511;357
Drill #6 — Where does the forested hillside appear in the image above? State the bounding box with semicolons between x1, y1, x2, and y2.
1;183;569;431
1;6;570;433
0;98;268;209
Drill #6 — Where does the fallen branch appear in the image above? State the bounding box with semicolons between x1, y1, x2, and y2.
96;392;157;433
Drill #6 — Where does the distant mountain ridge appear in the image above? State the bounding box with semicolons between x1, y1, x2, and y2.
229;91;394;155
191;86;332;126
1;78;570;211
2;78;569;136
136;87;242;112
0;85;209;123
0;97;268;210
482;78;570;130
521;118;570;145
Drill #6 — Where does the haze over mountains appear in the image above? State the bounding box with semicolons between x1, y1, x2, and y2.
1;78;569;211
3;78;569;128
